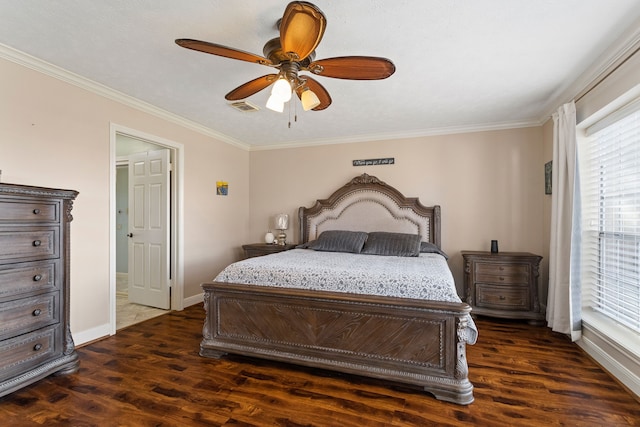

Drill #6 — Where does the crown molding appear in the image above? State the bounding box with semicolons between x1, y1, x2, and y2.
249;119;543;151
0;43;250;151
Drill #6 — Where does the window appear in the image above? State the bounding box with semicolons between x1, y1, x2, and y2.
581;100;640;334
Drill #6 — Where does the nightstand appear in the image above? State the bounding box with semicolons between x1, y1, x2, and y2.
242;243;297;259
462;251;544;325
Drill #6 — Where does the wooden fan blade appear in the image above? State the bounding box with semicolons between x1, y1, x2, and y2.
296;76;331;110
307;56;396;80
279;2;326;61
225;74;278;100
176;39;272;66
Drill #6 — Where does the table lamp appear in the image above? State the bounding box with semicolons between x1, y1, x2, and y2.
275;213;289;245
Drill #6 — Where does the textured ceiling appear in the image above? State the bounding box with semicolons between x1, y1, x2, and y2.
1;0;640;149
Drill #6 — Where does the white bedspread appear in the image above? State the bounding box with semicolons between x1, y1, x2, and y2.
217;249;457;300
214;249;477;344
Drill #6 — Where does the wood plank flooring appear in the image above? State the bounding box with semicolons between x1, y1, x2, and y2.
1;304;638;426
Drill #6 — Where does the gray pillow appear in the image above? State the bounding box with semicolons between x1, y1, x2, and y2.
420;241;449;259
362;232;421;257
301;230;368;253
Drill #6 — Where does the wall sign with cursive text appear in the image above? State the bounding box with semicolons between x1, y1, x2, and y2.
352;158;395;167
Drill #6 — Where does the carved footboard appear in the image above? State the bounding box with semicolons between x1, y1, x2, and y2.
200;282;474;405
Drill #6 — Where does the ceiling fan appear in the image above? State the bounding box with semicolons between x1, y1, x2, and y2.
175;1;395;112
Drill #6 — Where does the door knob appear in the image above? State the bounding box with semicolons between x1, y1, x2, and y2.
127;233;133;238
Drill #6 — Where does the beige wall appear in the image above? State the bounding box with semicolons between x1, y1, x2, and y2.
0;57;250;342
249;127;546;295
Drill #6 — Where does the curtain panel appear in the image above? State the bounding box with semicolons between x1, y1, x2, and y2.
547;101;582;341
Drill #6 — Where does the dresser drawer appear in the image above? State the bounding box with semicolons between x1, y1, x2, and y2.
0;228;58;263
0;325;60;382
476;284;530;311
0;292;59;340
0;200;58;223
474;262;530;285
0;261;57;299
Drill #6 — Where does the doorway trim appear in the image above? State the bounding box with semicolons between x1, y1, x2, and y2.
109;123;184;335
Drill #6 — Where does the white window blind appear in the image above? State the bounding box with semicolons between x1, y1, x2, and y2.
581;104;640;333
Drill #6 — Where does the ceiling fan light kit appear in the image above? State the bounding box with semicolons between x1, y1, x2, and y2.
301;87;321;111
266;94;285;113
271;76;293;102
176;1;395;115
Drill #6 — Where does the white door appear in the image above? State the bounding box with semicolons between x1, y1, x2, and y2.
127;149;170;309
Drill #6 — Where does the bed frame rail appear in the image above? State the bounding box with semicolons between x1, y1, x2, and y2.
200;282;474;405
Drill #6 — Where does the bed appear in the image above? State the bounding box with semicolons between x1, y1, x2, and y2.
200;173;476;405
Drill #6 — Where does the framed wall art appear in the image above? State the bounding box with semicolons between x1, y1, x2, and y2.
545;161;552;195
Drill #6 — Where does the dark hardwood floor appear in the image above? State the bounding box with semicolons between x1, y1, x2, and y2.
1;304;638;426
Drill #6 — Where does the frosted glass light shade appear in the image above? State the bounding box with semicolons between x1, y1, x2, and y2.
266;94;285;112
271;77;292;102
301;88;321;111
275;213;289;230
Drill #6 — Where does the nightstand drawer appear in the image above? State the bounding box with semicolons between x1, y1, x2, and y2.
474;263;529;284
0;292;59;340
0;228;58;262
0;261;57;298
476;284;529;310
0;325;60;382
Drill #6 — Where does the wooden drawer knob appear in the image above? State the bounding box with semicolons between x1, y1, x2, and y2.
33;343;42;352
32;240;41;247
33;209;40;215
32;309;42;316
33;274;42;282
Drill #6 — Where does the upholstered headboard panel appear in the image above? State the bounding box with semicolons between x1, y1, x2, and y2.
298;174;441;248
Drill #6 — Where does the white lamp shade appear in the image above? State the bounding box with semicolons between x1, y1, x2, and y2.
301;89;321;111
275;213;289;230
271;77;292;102
266;94;285;112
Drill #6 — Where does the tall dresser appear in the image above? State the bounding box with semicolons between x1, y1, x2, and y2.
0;183;79;397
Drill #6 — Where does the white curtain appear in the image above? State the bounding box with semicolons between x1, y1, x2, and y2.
547;101;582;341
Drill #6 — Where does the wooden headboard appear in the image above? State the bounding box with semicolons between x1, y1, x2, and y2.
298;174;441;248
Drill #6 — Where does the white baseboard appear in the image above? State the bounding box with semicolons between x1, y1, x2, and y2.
183;292;204;308
73;323;111;347
578;328;640;399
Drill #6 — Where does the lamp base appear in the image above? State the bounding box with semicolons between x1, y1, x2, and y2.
277;231;287;245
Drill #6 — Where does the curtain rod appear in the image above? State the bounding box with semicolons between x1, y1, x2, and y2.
575;44;640;103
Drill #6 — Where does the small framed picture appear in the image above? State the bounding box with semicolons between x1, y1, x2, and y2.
545;161;552;195
216;181;228;196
